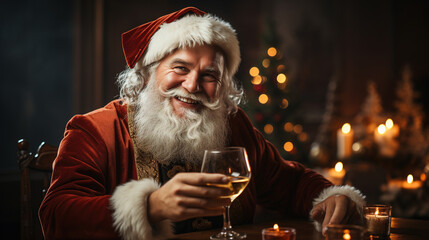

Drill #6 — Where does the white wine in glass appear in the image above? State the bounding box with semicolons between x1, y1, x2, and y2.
201;147;251;240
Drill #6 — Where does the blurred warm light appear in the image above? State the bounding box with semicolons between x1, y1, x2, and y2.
280;99;289;109
335;162;343;172
277;64;285;72
262;59;270;68
251;75;262;85
298;133;308;142
264;124;274;134
386;118;393;129
352;142;361;152
284;142;294;152
421;173;427;182
249;67;259;77
407;174;414;184
375;208;379;215
277;73;287;83
259;94;269;104
378;124;386;134
343;230;351;240
293;124;303;134
284;122;293;132
277;82;286;90
341;123;351;134
267;47;277;57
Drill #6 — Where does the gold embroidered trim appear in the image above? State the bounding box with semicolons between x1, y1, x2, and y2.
127;104;159;181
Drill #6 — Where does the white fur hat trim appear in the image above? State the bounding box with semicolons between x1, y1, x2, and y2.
143;14;241;77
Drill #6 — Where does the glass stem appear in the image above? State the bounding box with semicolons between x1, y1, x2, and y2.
222;205;232;232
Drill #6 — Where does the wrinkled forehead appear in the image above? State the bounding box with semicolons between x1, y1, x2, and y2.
165;44;226;75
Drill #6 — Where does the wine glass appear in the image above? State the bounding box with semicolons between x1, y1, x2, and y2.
201;147;251;240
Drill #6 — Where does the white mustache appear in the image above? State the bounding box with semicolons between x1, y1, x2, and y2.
160;87;221;110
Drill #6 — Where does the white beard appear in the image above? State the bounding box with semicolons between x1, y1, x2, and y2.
133;75;229;165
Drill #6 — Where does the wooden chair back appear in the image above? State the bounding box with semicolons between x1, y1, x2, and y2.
17;139;58;240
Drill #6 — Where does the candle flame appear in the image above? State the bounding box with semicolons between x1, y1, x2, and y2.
343;230;351;240
273;224;279;231
342;123;351;134
407;174;414;184
386;119;394;129
378;124;386;134
421;173;427;182
335;162;344;172
375;208;379;215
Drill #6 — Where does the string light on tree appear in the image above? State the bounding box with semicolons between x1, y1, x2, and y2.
259;94;269;104
280;99;289;109
284;141;294;152
262;59;270;68
267;47;277;57
251;75;262;85
249;67;259;77
277;73;287;84
264;124;274;134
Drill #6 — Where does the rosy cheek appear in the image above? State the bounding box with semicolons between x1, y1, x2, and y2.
157;72;180;91
204;84;218;100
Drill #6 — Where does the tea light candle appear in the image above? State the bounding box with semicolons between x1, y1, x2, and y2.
262;224;296;240
325;224;364;240
327;162;346;185
402;174;422;190
363;205;392;237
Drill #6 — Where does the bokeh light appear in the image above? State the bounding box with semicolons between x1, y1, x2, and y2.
259;94;269;104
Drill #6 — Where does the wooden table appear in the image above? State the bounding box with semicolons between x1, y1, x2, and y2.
171;217;429;240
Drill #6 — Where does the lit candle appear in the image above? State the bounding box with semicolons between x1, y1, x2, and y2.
374;119;399;157
363;205;392;238
325;225;364;240
402;174;422;189
328;162;346;185
337;123;354;159
262;224;296;240
385;118;399;138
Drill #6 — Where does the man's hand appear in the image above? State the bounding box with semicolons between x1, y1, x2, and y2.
311;195;363;235
147;172;232;224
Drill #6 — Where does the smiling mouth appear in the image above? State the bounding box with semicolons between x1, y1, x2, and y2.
175;96;201;105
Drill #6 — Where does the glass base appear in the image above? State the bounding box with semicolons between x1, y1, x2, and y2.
210;230;247;240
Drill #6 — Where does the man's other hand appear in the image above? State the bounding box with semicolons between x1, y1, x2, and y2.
311;195;363;235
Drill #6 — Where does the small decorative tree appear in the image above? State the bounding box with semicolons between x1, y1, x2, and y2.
353;81;385;154
394;66;427;170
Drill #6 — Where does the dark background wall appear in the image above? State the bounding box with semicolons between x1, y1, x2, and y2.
1;0;428;238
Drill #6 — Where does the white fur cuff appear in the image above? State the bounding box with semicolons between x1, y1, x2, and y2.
110;178;173;240
311;185;366;232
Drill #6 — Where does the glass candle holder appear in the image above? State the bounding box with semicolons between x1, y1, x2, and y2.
262;226;296;240
363;204;392;239
325;224;365;240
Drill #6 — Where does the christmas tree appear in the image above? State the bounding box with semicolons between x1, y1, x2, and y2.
242;18;309;163
309;75;339;166
353;81;385;151
394;66;427;169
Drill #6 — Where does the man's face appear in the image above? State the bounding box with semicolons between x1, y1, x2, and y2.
154;45;222;117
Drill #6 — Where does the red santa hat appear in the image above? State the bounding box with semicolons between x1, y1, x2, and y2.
122;6;241;76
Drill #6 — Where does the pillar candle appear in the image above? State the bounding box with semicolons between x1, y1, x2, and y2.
337;123;353;159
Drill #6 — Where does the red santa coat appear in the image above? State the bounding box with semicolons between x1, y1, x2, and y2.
39;100;333;239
